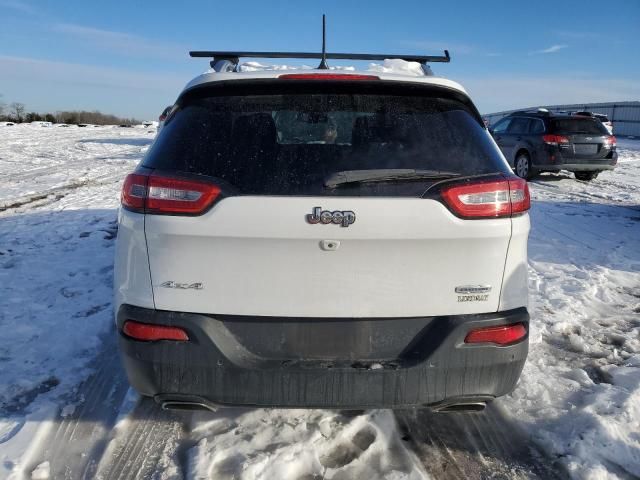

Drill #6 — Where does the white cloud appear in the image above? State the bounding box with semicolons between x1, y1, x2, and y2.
530;44;568;55
0;0;37;14
53;23;187;61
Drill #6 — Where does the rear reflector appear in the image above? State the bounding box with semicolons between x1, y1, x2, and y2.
121;173;221;215
464;323;527;346
440;177;530;219
123;320;189;342
279;73;379;81
542;134;570;146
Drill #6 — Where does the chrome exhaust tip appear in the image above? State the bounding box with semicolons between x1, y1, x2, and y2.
435;402;487;413
160;401;216;412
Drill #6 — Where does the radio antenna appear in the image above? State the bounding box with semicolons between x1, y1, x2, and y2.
318;14;329;69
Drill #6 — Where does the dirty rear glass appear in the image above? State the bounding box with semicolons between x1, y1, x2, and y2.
143;86;509;196
552;118;609;135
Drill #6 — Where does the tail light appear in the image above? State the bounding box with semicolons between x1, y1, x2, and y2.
123;320;189;342
440;177;530;219
604;135;617;147
121;173;221;215
279;73;379;81
159;114;167;122
542;134;570;145
465;323;527;346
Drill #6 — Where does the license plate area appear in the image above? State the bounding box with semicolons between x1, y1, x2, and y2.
574;144;598;155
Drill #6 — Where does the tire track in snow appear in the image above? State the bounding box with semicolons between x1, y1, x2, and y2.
20;332;130;480
94;398;184;480
396;404;569;479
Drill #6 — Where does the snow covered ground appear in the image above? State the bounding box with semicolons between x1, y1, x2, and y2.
504;138;640;479
0;124;638;479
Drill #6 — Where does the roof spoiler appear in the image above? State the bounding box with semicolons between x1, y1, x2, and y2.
190;15;450;75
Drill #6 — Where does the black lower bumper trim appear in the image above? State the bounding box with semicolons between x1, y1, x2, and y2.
117;305;529;409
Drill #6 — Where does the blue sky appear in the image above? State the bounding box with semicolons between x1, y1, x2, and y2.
1;0;639;119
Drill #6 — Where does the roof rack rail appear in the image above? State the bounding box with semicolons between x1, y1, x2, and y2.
190;15;450;75
190;50;451;74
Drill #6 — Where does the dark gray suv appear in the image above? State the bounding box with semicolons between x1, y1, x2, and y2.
490;110;618;180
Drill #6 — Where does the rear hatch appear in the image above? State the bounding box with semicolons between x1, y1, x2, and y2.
551;117;616;160
134;78;525;318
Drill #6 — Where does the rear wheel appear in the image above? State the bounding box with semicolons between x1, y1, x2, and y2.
574;171;599;181
514;152;534;180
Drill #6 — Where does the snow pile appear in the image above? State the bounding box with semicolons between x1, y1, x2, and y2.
204;59;424;75
502;141;640;479
187;408;425;480
368;59;424;76
239;62;314;72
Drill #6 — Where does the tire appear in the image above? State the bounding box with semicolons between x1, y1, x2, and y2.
514;152;534;180
574;171;599;181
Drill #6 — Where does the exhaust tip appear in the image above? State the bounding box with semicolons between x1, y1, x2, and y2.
436;402;486;413
161;401;215;412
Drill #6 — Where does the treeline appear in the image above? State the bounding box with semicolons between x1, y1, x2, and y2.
0;97;139;125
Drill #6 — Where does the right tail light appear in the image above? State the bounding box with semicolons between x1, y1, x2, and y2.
440;177;530;219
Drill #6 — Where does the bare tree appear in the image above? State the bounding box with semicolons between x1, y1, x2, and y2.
10;102;25;122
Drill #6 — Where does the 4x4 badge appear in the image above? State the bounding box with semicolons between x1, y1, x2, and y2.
306;207;356;227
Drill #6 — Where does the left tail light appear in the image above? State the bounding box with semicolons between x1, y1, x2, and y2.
440;177;530;219
121;173;221;215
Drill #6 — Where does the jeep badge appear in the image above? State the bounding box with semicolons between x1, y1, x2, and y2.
306;207;356;227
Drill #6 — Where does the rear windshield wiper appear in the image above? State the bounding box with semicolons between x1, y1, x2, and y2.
325;169;461;188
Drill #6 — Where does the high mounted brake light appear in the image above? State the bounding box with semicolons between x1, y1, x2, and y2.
440;177;530;219
279;73;379;81
121;173;221;215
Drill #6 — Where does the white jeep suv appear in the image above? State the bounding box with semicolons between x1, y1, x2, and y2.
114;50;531;412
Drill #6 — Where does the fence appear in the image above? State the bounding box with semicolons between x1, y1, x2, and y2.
483;101;640;137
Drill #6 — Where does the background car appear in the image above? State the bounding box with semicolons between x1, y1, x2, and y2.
157;105;172;133
490;110;617;181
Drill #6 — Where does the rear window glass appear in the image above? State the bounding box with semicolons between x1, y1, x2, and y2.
143;87;510;196
551;118;609;135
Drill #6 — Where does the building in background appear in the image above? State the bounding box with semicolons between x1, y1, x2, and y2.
484;101;640;137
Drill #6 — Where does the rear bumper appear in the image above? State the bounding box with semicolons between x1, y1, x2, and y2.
534;149;617;172
542;163;616;172
117;304;529;409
